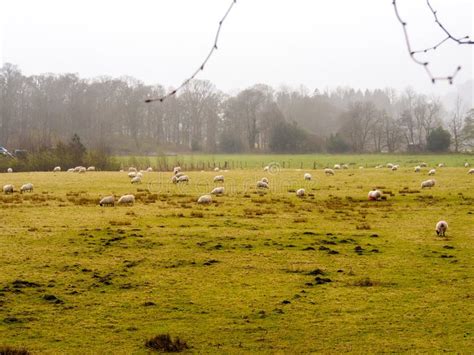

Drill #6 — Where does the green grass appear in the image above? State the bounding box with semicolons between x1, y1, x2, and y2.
0;159;473;353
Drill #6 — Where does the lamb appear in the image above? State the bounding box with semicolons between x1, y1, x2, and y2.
87;166;96;171
99;195;115;207
257;180;269;189
53;166;61;172
368;189;382;201
214;175;224;183
324;168;335;176
334;164;341;169
211;187;225;195
414;166;421;172
118;194;135;205
428;169;436;176
468;168;474;175
197;194;212;204
20;183;33;193
296;188;305;197
3;184;14;194
304;173;312;181
131;176;141;184
421;179;436;189
435;221;448;237
261;177;269;184
7;168;13;173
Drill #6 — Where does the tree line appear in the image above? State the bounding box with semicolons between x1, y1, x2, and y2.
1;63;473;155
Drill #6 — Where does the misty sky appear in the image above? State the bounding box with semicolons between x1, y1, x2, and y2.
1;0;473;98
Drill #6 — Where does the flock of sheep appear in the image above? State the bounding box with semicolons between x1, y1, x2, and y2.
3;161;473;236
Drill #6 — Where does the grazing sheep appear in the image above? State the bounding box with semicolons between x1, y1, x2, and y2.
428;169;436;176
304;173;312;181
257;181;269;189
414;166;421;172
296;188;305;197
128;172;137;178
78;167;86;173
214;175;224;183
129;167;137;173
87;166;96;172
20;183;33;193
3;184;14;194
118;194;135;205
173;166;181;174
342;164;349;169
438;163;445;168
99;195;115;207
211;187;225;195
147;167;153;172
263;166;269;172
391;165;398;171
175;172;185;178
197;194;212;204
464;162;469;168
468;168;474;175
171;175;178;184
368;189;382;201
435;221;448;237
7;168;13;173
137;172;143;178
131;176;141;184
334;164;341;169
420;162;427;167
67;168;74;172
261;177;269;184
386;163;394;169
214;167;220;172
421;179;436;189
324;168;335;176
53;166;61;172
177;175;189;183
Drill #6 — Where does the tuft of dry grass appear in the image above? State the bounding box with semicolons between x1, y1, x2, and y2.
145;334;189;352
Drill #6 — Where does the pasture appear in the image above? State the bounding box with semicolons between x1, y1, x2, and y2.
1;156;473;353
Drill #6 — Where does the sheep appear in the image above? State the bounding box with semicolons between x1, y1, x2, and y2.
420;162;427;167
7;168;13;173
296;188;305;197
368;189;382;201
20;183;33;193
53;166;61;172
334;164;341;169
435;221;448;237
87;166;96;171
175;172;185;178
214;167;220;172
176;175;189;183
391;165;398;171
128;172;137;178
438;163;445;168
147;167;153;172
414;166;421;172
468;168;474;175
421;179;436;189
304;173;312;181
78;167;87;174
99;195;115;207
136;172;143;178
131;176;141;184
3;184;14;194
118;194;135;205
214;175;225;183
386;163;394;169
197;194;212;204
428;169;436;176
359;166;364;169
257;181;269;189
211;187;225;195
129;167;137;173
324;168;335;176
67;168;74;172
464;162;469;168
263;166;269;172
342;164;349;169
261;177;269;184
173;166;181;174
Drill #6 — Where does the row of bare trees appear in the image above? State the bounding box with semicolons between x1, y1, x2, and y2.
1;63;473;154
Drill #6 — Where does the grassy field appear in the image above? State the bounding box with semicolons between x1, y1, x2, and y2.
1;156;473;353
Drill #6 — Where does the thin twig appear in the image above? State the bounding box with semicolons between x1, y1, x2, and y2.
145;0;237;103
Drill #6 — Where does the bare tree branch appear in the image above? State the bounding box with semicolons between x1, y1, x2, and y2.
145;0;237;103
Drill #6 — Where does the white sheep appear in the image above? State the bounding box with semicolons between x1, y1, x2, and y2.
368;189;382;201
53;166;61;172
214;175;224;183
304;173;312;181
421;179;436;189
7;168;13;173
3;184;14;194
464;162;469;168
175;172;185;178
261;177;269;184
197;194;212;204
386;163;394;169
211;187;225;195
177;175;189;183
420;162;427;168
435;221;448;237
128;172;137;178
118;194;135;205
78;167;86;174
137;172;143;178
173;166;181;174
214;167;220;172
391;165;398;171
99;195;115;207
257;181;269;189
67;168;74;173
414;166;421;173
129;167;137;173
342;164;349;169
87;166;96;171
131;176;141;184
147;167;153;172
334;164;341;170
20;183;33;193
263;166;269;172
324;168;335;176
468;168;474;175
438;163;445;168
296;188;305;197
428;169;436;176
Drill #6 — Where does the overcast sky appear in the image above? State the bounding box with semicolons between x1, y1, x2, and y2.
1;0;473;99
